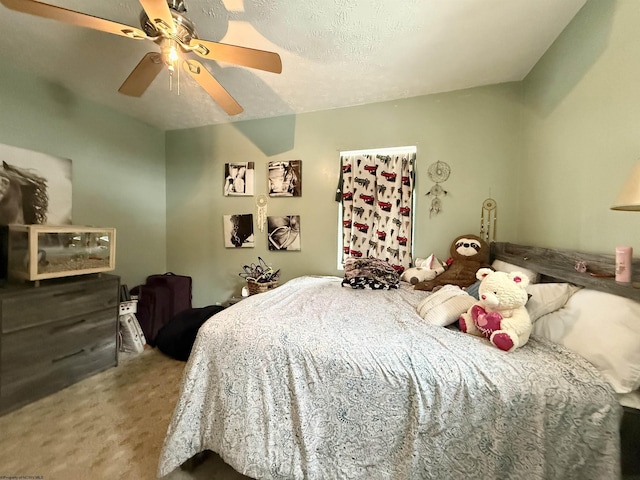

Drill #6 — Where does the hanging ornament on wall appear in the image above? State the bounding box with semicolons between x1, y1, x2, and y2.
256;194;268;232
426;160;451;217
479;197;498;242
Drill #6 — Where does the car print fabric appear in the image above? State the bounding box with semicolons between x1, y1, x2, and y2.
340;151;415;272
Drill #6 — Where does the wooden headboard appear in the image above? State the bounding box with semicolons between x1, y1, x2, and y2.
491;242;640;302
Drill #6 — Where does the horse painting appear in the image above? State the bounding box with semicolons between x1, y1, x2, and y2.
0;161;48;225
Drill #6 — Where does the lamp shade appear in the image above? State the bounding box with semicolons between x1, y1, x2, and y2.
612;161;640;211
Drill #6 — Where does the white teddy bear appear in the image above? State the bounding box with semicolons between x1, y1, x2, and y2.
458;267;532;352
401;254;445;285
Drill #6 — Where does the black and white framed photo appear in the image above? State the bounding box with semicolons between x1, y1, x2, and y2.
267;215;300;251
223;214;255;248
224;162;255;196
0;142;72;225
268;160;302;197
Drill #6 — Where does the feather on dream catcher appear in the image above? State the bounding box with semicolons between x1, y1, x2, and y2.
426;160;450;216
480;197;497;242
256;195;268;232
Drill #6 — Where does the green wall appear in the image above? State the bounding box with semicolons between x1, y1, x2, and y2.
168;0;640;307
4;0;636;307
521;0;640;252
0;65;167;288
166;83;524;306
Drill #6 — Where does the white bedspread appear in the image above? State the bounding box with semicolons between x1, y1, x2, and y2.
158;276;621;479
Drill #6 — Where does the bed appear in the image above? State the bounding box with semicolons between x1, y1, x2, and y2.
157;243;640;479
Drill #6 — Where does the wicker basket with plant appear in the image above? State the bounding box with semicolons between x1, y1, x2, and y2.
238;257;280;295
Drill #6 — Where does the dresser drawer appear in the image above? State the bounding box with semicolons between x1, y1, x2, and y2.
0;274;119;416
0;338;116;414
0;276;119;333
1;308;116;377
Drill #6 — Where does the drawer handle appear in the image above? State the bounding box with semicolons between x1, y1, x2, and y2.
53;288;88;297
52;349;85;363
51;318;86;333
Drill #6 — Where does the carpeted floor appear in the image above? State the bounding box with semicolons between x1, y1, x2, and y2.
0;347;251;480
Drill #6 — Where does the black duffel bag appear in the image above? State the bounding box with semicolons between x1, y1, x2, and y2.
155;305;225;361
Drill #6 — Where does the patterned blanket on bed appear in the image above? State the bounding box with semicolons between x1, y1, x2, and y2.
342;257;400;289
158;276;621;480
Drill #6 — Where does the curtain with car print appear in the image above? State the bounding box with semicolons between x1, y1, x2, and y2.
339;149;415;272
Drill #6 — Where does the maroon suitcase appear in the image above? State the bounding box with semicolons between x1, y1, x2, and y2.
130;283;172;346
146;272;192;317
130;273;192;346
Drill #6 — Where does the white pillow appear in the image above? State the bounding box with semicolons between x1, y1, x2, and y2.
525;283;581;322
416;285;476;327
532;289;640;394
492;260;539;284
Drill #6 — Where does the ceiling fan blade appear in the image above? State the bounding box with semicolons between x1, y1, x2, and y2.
189;39;282;74
0;0;147;39
183;59;243;116
118;53;164;97
138;0;175;34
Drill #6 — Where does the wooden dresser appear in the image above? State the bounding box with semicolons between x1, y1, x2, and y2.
0;274;120;415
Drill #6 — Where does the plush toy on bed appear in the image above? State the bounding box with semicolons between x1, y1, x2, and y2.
414;234;491;291
401;254;445;285
458;267;532;352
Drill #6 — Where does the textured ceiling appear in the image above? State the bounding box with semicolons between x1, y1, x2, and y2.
0;0;586;131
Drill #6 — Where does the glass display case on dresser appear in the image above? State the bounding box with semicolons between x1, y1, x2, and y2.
7;225;115;284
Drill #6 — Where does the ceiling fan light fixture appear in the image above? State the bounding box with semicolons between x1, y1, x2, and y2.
1;0;282;115
159;37;181;94
161;38;180;70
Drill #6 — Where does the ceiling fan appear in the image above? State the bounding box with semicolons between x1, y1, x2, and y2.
0;0;283;115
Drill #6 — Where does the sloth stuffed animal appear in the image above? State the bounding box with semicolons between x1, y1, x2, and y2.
414;234;490;291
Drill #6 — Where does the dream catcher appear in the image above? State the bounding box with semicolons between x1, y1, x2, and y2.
256;195;268;232
426;160;450;216
479;198;498;242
